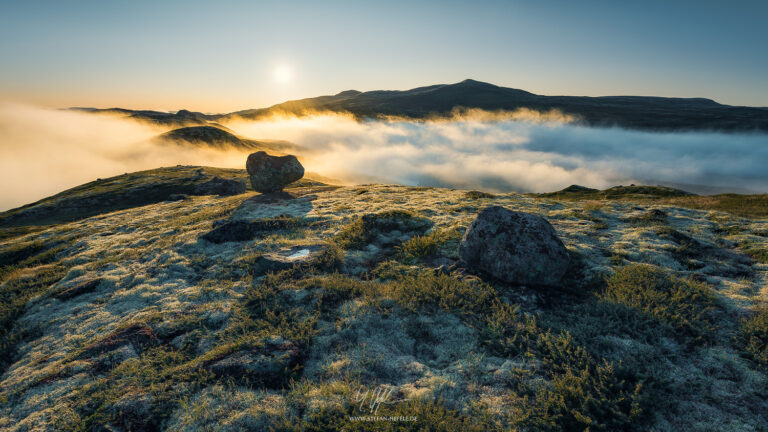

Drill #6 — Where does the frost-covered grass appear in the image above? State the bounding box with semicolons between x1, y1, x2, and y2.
1;178;767;431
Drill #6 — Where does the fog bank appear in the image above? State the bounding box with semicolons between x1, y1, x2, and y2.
0;103;252;211
225;112;768;194
2;105;767;212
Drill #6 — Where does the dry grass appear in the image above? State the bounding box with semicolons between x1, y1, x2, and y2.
1;179;768;431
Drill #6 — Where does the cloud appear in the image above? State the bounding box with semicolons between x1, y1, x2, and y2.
0;103;253;211
2;105;767;212
224;112;768;194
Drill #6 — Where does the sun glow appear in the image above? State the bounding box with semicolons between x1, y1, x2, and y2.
274;65;293;84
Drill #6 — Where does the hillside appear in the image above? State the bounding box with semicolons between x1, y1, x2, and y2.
1;169;768;430
156;126;300;153
0;166;326;228
76;80;768;132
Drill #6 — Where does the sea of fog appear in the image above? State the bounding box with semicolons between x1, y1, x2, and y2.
1;102;767;211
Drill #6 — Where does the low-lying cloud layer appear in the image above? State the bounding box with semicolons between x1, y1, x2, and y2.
225;112;768;194
0;103;252;211
2;104;767;212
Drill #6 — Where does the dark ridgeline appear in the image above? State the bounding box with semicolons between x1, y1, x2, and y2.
75;79;768;132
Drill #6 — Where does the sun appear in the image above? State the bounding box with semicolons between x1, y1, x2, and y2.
274;65;293;84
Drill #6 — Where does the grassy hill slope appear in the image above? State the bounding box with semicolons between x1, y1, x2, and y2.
1;170;767;431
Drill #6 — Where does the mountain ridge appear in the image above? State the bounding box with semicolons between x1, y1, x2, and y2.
73;79;768;132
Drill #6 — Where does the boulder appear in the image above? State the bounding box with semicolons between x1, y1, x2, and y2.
458;206;569;286
246;151;304;193
193;176;246;196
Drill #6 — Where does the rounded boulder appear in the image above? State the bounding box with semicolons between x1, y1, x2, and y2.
246;151;304;193
458;206;569;286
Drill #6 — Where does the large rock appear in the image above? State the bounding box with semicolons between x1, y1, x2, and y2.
458;206;569;286
246;151;304;193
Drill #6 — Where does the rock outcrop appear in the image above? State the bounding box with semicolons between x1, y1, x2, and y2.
246;151;304;193
458;206;569;286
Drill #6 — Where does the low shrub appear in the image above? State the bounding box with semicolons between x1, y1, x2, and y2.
509;357;643;432
60;347;213;432
601;264;720;341
334;210;432;250
1;264;67;372
737;305;768;367
397;226;463;262
465;190;496;199
274;398;494;431
743;246;768;264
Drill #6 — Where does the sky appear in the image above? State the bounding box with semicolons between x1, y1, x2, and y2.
1;0;767;112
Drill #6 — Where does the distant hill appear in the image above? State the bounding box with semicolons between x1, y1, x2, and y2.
156;125;301;153
158;126;244;148
534;184;695;200
73;80;768;132
531;184;768;218
70;107;217;126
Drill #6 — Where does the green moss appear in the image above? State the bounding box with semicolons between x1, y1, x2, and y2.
334;210;432;250
737;306;768;367
665;194;768;219
655;227;708;270
508;355;643;432
321;270;645;429
238;271;319;347
0;264;68;371
743;246;768;264
61;346;213;432
465;190;496;199
274;399;495;431
626;209;668;226
312;241;345;272
0;225;48;241
0;240;49;268
601;264;720;342
397;226;463;262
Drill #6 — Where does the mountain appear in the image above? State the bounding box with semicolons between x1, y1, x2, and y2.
70;107;217;126
73;80;768;132
227;79;768;132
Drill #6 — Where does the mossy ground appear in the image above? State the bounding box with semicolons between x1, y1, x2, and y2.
1;176;767;431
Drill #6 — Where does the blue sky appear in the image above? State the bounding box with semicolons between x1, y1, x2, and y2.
1;0;766;111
